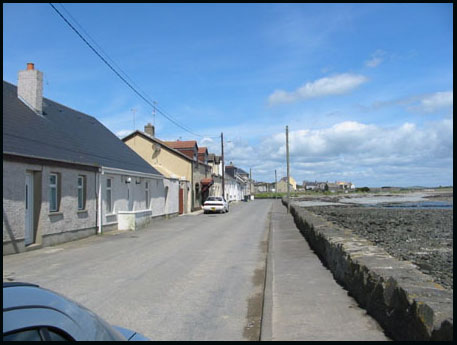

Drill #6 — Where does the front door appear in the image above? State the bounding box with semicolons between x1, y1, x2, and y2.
179;188;184;214
25;173;34;245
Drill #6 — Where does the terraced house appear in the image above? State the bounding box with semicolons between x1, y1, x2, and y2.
163;140;213;210
122;124;193;215
224;163;250;201
3;64;177;255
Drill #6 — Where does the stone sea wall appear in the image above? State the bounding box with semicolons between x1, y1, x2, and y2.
282;198;453;341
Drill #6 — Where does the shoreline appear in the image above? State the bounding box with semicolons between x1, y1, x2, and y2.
291;189;453;290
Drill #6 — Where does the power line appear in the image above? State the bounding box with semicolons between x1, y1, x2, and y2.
49;3;218;139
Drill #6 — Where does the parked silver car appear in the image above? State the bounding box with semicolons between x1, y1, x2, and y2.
202;196;229;214
3;282;149;341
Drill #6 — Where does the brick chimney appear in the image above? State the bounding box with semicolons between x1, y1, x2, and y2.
17;63;43;114
144;123;155;137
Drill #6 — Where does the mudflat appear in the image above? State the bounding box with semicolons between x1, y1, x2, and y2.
293;190;453;290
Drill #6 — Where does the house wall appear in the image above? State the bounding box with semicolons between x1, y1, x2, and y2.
3;160;98;255
276;180;288;193
124;136;192;181
124;135;192;213
224;177;244;202
163;178;179;215
209;176;223;198
192;162;212;209
99;173;173;227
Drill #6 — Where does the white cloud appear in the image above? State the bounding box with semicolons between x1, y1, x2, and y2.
268;73;368;105
416;91;453;113
365;49;386;68
115;129;132;138
359;91;453;115
235;119;453;187
200;137;214;145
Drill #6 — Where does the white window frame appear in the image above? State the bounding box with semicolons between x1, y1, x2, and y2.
106;178;112;213
77;176;85;210
49;173;58;212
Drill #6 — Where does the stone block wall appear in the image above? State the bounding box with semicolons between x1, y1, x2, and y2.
282;198;453;341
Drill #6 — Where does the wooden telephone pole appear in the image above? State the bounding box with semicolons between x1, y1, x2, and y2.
286;125;290;214
221;132;225;200
275;169;277;199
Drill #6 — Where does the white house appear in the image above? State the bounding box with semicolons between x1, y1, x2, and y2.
3;63;176;255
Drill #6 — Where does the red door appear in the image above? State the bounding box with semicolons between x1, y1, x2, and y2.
179;188;184;214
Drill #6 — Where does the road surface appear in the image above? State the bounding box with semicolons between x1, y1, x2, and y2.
3;199;389;340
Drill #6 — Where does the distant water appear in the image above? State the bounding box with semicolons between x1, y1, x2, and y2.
362;201;453;209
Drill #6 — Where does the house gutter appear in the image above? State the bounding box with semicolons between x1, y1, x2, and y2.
101;166;164;179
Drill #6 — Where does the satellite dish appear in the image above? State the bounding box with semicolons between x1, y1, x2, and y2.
152;143;161;153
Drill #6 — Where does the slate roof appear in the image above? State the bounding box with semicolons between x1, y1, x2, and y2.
207;153;221;164
163;140;197;150
3;81;162;176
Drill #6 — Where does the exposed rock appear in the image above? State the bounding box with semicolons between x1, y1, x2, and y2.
283;198;453;341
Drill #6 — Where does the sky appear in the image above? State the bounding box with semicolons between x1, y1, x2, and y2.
3;3;453;187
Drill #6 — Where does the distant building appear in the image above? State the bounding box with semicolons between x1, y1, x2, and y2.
253;182;275;194
277;176;297;193
225;162;250;201
303;181;319;190
122;126;193;215
163;140;212;209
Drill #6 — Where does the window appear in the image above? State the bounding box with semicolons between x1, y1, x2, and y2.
3;326;73;341
49;173;58;212
106;178;112;213
145;181;150;209
164;186;169;206
3;328;42;341
77;176;85;210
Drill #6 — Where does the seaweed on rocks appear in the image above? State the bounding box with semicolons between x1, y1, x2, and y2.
305;206;453;290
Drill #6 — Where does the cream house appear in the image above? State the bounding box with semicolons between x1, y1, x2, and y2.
163;140;212;210
276;176;297;193
207;153;223;198
122;125;193;214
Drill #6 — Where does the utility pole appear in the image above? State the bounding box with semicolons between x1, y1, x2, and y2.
286;125;290;214
221;132;225;200
249;168;252;200
275;169;277;199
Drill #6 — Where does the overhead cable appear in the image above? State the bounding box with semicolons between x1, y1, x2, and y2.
49;3;218;139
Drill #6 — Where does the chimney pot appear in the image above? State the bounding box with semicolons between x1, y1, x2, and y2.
27;63;35;70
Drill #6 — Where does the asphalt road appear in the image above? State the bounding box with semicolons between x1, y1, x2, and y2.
3;200;272;341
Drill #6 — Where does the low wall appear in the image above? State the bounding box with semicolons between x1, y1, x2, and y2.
117;210;179;231
282;198;453;341
118;210;153;231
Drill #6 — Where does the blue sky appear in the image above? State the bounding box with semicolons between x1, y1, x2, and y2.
3;3;453;187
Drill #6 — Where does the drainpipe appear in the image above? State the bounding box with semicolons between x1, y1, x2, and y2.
97;169;103;234
191;162;194;211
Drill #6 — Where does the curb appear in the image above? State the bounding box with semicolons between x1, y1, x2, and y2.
283;198;453;341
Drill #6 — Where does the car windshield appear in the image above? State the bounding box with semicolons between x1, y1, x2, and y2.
206;197;222;202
